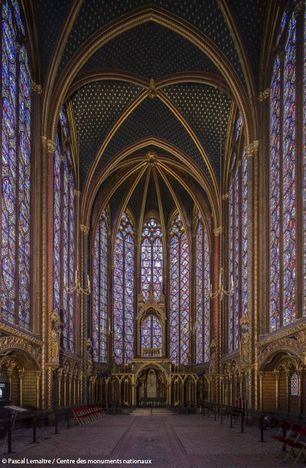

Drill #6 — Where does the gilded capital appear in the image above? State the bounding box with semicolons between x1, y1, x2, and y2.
31;80;43;94
245;140;259;158
295;1;304;16
222;193;229;200
47;139;56;153
258;89;270;101
80;224;89;235
41;136;47;147
213;226;222;236
74;189;81;197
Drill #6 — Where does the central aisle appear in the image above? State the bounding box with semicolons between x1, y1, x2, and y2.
15;415;289;467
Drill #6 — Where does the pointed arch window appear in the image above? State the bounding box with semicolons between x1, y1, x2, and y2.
228;113;248;352
141;314;162;355
195;216;211;364
0;0;32;328
53;108;75;352
141;217;163;300
92;210;109;363
113;213;135;364
169;215;190;365
269;8;302;330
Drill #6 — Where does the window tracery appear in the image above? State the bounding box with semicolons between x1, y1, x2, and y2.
141;217;163;301
113;212;135;364
53;108;75;352
269;9;300;330
195;216;210;364
169;215;190;365
92;210;109;363
228;113;248;352
1;0;31;328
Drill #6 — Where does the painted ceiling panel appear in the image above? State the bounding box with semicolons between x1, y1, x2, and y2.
162;83;232;175
58;0;245;85
82;22;220;78
228;0;268;87
36;0;73;77
93;97;212;186
70;81;142;184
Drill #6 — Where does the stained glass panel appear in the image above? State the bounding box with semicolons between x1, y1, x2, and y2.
195;219;210;364
304;3;306;315
113;213;135;364
195;222;203;364
92;212;108;362
53;110;75;352
169;216;190;365
269;55;281;331
141;218;163;300
141;315;162;353
203;226;210;362
269;12;297;330
241;151;248;318
290;372;299;397
1;0;31;328
282;13;296;326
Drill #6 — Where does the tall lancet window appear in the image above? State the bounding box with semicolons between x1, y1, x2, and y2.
269;10;297;330
53;108;75;352
169;215;190;365
113;213;135;364
195;216;210;364
92;210;109;363
141;217;163;300
0;0;31;328
228;113;248;352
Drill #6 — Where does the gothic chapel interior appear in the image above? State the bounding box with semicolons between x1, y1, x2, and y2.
0;0;306;418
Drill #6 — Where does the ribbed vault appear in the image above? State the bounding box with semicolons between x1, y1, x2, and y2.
29;0;268;227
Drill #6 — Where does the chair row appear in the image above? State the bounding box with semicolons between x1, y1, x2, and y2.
271;420;306;466
72;405;103;426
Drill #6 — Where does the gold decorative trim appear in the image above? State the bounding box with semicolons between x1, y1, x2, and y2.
74;189;81;197
213;226;222;236
148;78;157;99
0;323;42;346
295;1;304;16
258;89;270;101
80;224;89;234
245;140;259;158
222;193;229;200
47;140;56;153
31;80;43;94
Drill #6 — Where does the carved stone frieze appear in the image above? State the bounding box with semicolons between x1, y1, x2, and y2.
0;335;40;367
257;326;306;368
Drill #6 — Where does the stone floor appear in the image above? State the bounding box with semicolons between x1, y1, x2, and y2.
1;414;305;467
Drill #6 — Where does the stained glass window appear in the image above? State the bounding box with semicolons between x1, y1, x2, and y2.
290;372;299;397
113;213;135;364
228;114;248;352
141;314;162;355
269;12;297;330
53;108;75;352
92;210;109;362
0;0;31;328
195;217;210;364
304;3;306;315
169;215;190;365
141;217;163;300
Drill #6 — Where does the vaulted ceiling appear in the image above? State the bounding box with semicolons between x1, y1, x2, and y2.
33;0;269;226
